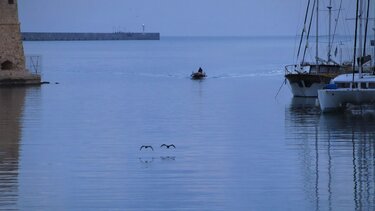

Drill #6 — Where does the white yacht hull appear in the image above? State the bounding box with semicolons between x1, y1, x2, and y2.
285;71;335;98
289;82;326;97
318;89;375;112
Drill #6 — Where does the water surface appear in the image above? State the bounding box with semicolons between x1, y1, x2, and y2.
0;37;373;210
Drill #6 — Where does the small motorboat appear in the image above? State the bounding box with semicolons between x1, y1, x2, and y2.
191;67;207;80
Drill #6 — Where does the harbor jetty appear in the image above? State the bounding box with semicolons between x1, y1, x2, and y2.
22;32;160;41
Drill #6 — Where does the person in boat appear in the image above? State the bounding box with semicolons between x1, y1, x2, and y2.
196;67;205;76
191;67;206;79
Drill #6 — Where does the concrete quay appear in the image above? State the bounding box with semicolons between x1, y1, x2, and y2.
0;70;41;86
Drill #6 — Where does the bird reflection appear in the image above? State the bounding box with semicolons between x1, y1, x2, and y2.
138;157;155;164
160;156;176;161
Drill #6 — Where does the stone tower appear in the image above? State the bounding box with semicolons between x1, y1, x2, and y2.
0;0;25;71
0;0;40;85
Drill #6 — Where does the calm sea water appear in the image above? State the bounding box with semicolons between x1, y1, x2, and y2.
0;37;374;210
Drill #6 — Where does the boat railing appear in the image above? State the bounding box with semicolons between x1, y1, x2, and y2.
284;64;310;75
25;55;42;75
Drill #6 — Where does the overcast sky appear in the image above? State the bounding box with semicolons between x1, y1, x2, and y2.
19;0;359;36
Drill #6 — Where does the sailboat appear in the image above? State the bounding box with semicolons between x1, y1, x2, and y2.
285;0;350;97
318;0;375;112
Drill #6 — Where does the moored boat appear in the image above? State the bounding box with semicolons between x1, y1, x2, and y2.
285;64;345;97
318;0;375;112
285;0;349;97
318;73;375;112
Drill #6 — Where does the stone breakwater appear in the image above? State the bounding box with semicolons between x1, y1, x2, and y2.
22;32;160;41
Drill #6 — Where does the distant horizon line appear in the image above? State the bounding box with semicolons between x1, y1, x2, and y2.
20;31;357;38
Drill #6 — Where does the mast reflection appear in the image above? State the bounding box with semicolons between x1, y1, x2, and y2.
286;98;375;210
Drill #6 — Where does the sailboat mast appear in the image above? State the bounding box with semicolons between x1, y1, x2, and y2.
358;0;363;76
363;0;370;57
328;0;332;63
352;0;360;84
373;0;375;68
297;0;312;62
302;0;317;64
370;0;375;69
316;0;319;64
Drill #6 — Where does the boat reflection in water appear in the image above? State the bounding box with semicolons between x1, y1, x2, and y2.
286;98;375;210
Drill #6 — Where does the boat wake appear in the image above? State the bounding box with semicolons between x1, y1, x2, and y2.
112;68;284;79
211;69;283;79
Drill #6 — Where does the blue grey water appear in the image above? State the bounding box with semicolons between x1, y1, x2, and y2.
1;37;374;210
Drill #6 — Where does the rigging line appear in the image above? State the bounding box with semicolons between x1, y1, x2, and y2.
275;79;287;99
293;0;305;63
330;0;343;54
303;0;317;64
352;0;360;84
362;0;370;57
297;0;312;60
